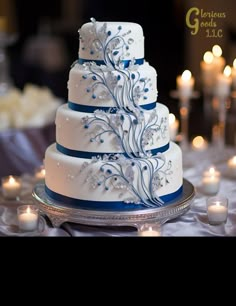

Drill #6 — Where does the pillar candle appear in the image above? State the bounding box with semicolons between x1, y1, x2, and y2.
227;156;236;178
215;65;232;98
169;113;179;141
231;59;236;90
200;51;215;90
176;70;195;98
212;45;226;75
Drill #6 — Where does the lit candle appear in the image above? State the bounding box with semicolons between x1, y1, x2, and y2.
200;51;215;90
202;166;221;195
169;113;179;141
191;136;208;151
17;205;39;232
227;156;236;178
212;45;225;75
176;70;195;98
1;175;22;200
207;196;228;225
139;224;161;237
215;65;232;98
34;165;46;182
231;59;236;90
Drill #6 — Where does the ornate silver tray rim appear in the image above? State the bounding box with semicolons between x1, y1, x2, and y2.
32;179;195;227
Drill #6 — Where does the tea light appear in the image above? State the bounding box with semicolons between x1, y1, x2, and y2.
139;223;161;237
202;167;221;195
227;156;236;178
169;113;179;141
191;136;208;151
207;196;228;225
176;70;195;98
17;205;39;232
1;175;22;200
34;165;46;182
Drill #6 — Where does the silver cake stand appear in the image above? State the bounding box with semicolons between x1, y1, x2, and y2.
32;179;195;228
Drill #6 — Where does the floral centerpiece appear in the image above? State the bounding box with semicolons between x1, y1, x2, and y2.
0;84;62;131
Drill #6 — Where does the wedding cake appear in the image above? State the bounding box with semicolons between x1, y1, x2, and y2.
44;18;183;211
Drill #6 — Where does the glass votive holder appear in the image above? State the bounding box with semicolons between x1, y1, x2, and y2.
34;165;46;183
201;166;221;195
138;223;161;237
17;205;39;232
1;175;22;200
207;196;228;225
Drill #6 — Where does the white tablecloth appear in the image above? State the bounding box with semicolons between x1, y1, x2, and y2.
0;145;235;237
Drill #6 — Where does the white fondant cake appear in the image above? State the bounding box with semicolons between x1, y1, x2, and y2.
44;18;183;211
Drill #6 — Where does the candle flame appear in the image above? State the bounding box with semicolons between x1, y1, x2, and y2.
224;65;231;77
41;169;46;176
181;70;192;81
203;51;213;64
231;156;236;164
209;167;215;174
9;176;16;184
148;226;153;232
26;206;31;214
192;136;206;149
35;165;46;179
169;113;176;125
233;59;236;69
215;201;221;206
212;45;222;57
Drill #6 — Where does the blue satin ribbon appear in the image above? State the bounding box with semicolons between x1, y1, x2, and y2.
68;101;156;113
56;143;170;159
78;58;144;68
45;185;183;211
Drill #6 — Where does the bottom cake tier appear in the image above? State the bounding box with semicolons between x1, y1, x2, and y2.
44;142;183;211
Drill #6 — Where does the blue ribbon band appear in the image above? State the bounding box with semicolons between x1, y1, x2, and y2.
78;58;144;68
68;101;156;113
45;184;183;211
56;142;170;159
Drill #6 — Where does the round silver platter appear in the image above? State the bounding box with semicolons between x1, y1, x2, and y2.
32;179;195;228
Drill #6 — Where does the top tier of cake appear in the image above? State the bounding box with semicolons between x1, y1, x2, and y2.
78;20;144;64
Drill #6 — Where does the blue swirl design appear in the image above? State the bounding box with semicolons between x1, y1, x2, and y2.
82;109;167;158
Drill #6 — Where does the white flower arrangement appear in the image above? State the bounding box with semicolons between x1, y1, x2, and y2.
0;84;62;131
